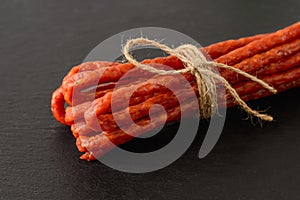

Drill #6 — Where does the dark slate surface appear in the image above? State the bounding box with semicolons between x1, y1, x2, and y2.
1;0;299;199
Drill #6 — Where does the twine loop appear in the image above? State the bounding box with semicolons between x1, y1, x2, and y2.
122;38;277;121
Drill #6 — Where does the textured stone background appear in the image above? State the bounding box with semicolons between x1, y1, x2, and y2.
1;0;299;199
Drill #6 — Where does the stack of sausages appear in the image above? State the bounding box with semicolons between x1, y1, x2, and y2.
51;22;300;161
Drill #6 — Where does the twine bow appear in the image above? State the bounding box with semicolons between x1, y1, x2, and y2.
122;38;277;121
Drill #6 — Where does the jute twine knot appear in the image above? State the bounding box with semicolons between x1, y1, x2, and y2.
122;38;277;121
